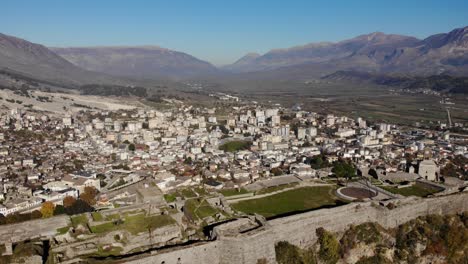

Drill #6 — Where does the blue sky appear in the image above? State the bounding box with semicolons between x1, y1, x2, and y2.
1;0;468;65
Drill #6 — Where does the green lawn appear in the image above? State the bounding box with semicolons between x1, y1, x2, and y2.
381;185;439;197
56;226;70;235
194;187;209;196
219;140;252;152
232;186;343;218
185;199;219;221
219;188;250;197
165;188;205;202
89;213;176;235
164;193;177;203
91;212;104;221
71;214;88;227
180;188;197;198
105;213;121;221
90;222;115;233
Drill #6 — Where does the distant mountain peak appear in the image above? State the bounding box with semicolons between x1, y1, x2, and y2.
235;52;260;62
244;52;261;57
365;31;386;39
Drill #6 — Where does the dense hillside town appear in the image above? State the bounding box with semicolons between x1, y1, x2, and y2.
0;95;467;263
1;98;467;217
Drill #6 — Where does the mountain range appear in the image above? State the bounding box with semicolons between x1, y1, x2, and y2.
0;26;467;86
51;46;219;80
225;26;468;77
0;33;119;86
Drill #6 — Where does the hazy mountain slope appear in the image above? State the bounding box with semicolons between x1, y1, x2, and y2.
221;52;260;72
0;33;119;86
225;26;468;77
51;46;220;80
225;32;420;73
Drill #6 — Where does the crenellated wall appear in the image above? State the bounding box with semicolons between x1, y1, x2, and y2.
123;192;468;264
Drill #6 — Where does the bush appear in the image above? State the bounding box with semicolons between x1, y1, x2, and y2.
340;223;383;256
0;210;42;226
316;227;340;264
275;241;304;264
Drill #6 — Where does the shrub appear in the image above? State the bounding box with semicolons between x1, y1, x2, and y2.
316;227;340;264
341;223;383;256
275;241;304;264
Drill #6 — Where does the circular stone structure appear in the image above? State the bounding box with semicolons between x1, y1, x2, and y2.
337;187;377;201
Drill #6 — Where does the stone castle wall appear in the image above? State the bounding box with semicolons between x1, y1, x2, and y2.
126;192;468;264
124;242;220;264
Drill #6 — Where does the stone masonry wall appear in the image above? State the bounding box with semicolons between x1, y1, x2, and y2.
123;192;468;264
122;242;220;264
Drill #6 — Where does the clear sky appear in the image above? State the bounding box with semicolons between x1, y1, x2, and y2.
1;0;468;65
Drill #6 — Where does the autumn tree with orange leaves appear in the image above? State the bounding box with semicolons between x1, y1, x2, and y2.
40;201;55;218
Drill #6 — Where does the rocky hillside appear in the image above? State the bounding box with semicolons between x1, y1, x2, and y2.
275;213;468;264
225;26;468;77
0;33;119;86
51;46;220;80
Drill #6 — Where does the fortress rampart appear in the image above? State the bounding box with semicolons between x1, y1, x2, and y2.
124;192;468;264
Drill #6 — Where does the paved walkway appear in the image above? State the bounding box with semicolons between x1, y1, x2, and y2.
0;215;70;244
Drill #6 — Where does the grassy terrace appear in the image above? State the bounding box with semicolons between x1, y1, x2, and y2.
219;140;252;152
164;187;208;202
89;213;175;235
219;188;250;197
381;184;439;197
71;214;88;227
185;198;219;221
56;226;70;235
232;186;344;218
91;212;104;221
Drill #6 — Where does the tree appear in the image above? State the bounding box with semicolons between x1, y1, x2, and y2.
30;210;43;220
128;143;136;152
306;155;328;169
63;196;77;208
65;199;94;215
80;186;97;206
271;167;283;176
332;160;356;183
40;201;55;218
54;205;66;215
368;168;378;179
184;156;193;164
